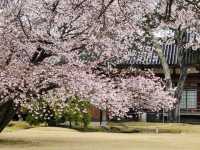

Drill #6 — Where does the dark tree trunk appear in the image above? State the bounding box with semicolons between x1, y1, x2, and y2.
173;59;188;122
154;43;173;90
172;28;188;122
154;30;188;122
154;43;174;122
0;100;15;132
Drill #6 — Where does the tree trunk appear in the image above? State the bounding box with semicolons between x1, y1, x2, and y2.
173;28;188;122
0;100;15;132
174;61;188;122
154;43;172;90
154;43;174;122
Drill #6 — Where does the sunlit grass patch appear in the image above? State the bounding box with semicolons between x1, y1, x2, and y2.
0;139;30;145
1;126;200;150
108;122;200;133
4;121;33;132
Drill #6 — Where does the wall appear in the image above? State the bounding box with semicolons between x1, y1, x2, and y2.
89;105;101;121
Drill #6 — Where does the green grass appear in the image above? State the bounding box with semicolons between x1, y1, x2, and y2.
1;124;200;150
4;121;33;132
6;121;200;134
74;121;200;133
113;122;200;133
5;121;200;134
107;122;198;133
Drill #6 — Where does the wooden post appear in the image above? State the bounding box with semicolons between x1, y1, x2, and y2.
100;110;107;126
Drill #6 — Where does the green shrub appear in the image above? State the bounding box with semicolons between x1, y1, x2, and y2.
7;121;32;131
23;98;55;126
25;114;41;126
64;96;91;128
21;96;91;128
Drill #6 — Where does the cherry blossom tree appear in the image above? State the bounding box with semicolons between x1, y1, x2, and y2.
0;0;185;131
19;70;176;122
141;0;200;121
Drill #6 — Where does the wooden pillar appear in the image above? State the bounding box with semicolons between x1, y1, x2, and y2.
197;84;200;110
141;113;147;122
100;110;107;126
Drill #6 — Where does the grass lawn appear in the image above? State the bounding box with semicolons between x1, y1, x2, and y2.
0;122;200;150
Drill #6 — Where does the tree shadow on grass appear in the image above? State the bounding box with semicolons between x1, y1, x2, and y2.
0;139;28;145
0;138;41;147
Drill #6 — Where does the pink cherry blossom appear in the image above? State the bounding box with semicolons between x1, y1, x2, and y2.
2;0;199;120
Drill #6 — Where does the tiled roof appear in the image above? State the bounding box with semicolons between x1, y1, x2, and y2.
122;32;200;67
127;44;200;67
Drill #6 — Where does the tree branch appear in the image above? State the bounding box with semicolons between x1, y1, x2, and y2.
17;9;30;39
98;0;115;19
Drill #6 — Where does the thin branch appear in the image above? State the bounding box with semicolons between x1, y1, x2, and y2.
17;9;30;39
47;0;60;36
164;0;174;21
73;0;88;10
98;0;115;19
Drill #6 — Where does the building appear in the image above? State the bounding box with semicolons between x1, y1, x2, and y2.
120;43;200;123
90;43;200;123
